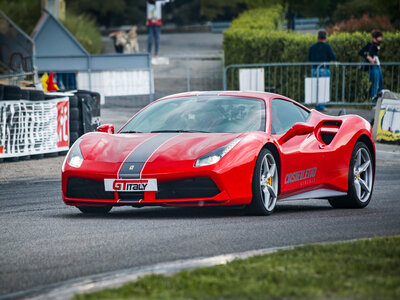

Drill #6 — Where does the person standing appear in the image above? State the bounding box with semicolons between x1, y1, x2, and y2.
359;30;383;103
146;0;170;56
308;30;336;111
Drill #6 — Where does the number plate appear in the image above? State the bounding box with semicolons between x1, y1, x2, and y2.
104;179;157;192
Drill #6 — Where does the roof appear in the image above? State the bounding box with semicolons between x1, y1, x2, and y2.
158;91;287;101
31;9;89;58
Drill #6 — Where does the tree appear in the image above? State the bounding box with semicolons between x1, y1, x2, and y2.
0;0;41;34
67;0;126;27
333;0;400;25
200;0;247;21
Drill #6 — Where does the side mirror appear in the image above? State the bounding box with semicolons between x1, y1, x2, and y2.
278;122;314;144
97;124;115;134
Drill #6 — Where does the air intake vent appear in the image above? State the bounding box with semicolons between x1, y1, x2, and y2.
157;177;220;199
67;177;115;199
319;120;342;145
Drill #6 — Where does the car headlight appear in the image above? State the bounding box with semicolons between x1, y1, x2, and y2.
195;138;242;167
68;139;84;168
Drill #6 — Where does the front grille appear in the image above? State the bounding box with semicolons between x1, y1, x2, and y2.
156;177;220;199
118;192;144;202
66;177;114;199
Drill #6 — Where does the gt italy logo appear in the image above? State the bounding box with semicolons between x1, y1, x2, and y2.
104;179;158;192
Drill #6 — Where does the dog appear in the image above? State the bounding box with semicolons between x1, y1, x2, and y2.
109;26;139;54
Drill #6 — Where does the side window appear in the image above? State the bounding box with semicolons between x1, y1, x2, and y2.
270;99;310;134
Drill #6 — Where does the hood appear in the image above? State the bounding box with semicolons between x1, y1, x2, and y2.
79;132;243;164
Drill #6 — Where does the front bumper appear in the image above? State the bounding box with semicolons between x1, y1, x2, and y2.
62;141;258;207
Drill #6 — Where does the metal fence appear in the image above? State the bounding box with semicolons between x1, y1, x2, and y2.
153;54;224;99
223;62;400;107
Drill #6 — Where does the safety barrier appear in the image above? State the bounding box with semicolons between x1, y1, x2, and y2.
223;62;400;106
0;85;101;162
0;95;69;161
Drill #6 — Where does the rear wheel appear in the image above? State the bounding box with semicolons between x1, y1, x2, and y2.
76;206;112;214
248;148;279;215
329;142;374;208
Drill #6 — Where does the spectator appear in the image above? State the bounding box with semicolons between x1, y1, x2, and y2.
359;30;383;104
146;0;171;56
308;30;336;111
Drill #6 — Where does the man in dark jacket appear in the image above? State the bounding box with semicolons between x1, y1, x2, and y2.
308;30;336;111
359;30;383;103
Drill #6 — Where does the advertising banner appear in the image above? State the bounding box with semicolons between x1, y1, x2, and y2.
0;97;69;158
374;91;400;144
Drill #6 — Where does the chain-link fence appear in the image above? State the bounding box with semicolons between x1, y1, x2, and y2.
153;54;224;99
223;62;400;106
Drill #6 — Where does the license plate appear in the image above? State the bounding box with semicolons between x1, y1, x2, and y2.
104;179;157;192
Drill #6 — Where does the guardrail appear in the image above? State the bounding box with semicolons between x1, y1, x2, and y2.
223;62;400;106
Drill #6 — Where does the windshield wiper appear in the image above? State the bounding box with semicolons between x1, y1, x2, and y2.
150;130;210;133
120;130;143;133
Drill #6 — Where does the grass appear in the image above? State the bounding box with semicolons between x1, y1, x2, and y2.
74;236;400;300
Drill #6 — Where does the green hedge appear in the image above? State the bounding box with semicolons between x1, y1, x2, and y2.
224;30;400;65
230;5;284;30
223;22;400;101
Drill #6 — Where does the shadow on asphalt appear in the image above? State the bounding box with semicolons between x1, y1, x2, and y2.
57;203;334;220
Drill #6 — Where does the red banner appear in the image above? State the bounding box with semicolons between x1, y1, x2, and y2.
57;100;69;148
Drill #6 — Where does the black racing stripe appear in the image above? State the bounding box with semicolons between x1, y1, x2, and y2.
119;133;178;179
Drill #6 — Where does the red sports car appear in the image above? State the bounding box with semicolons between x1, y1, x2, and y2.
62;91;375;215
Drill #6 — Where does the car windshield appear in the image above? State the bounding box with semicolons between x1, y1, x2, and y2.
120;96;266;133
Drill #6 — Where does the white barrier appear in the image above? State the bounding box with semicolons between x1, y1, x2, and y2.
305;77;330;104
373;91;400;143
77;70;153;105
0;97;69;158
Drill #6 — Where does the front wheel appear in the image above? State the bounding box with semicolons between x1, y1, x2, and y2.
329;141;374;208
76;206;112;214
248;148;279;215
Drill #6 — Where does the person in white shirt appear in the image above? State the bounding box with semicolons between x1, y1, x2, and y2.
146;0;170;56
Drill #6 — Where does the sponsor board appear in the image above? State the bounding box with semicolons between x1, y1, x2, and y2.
376;98;400;143
0;97;70;158
104;179;158;192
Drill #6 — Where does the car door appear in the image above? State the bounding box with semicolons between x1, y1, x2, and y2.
270;98;326;198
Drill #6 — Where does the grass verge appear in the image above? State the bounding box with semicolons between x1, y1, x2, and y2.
75;236;400;300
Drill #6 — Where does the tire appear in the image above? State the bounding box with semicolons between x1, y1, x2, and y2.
70;132;80;145
69;95;78;108
20;89;30;100
329;142;374;208
248;148;279;215
19;155;31;160
77;206;112;214
3;85;21;100
70;107;80;121
29;90;45;101
78;94;92;106
70;120;80;131
44;152;59;158
44;94;60;100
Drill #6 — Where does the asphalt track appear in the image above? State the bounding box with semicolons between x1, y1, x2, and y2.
0;159;400;298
